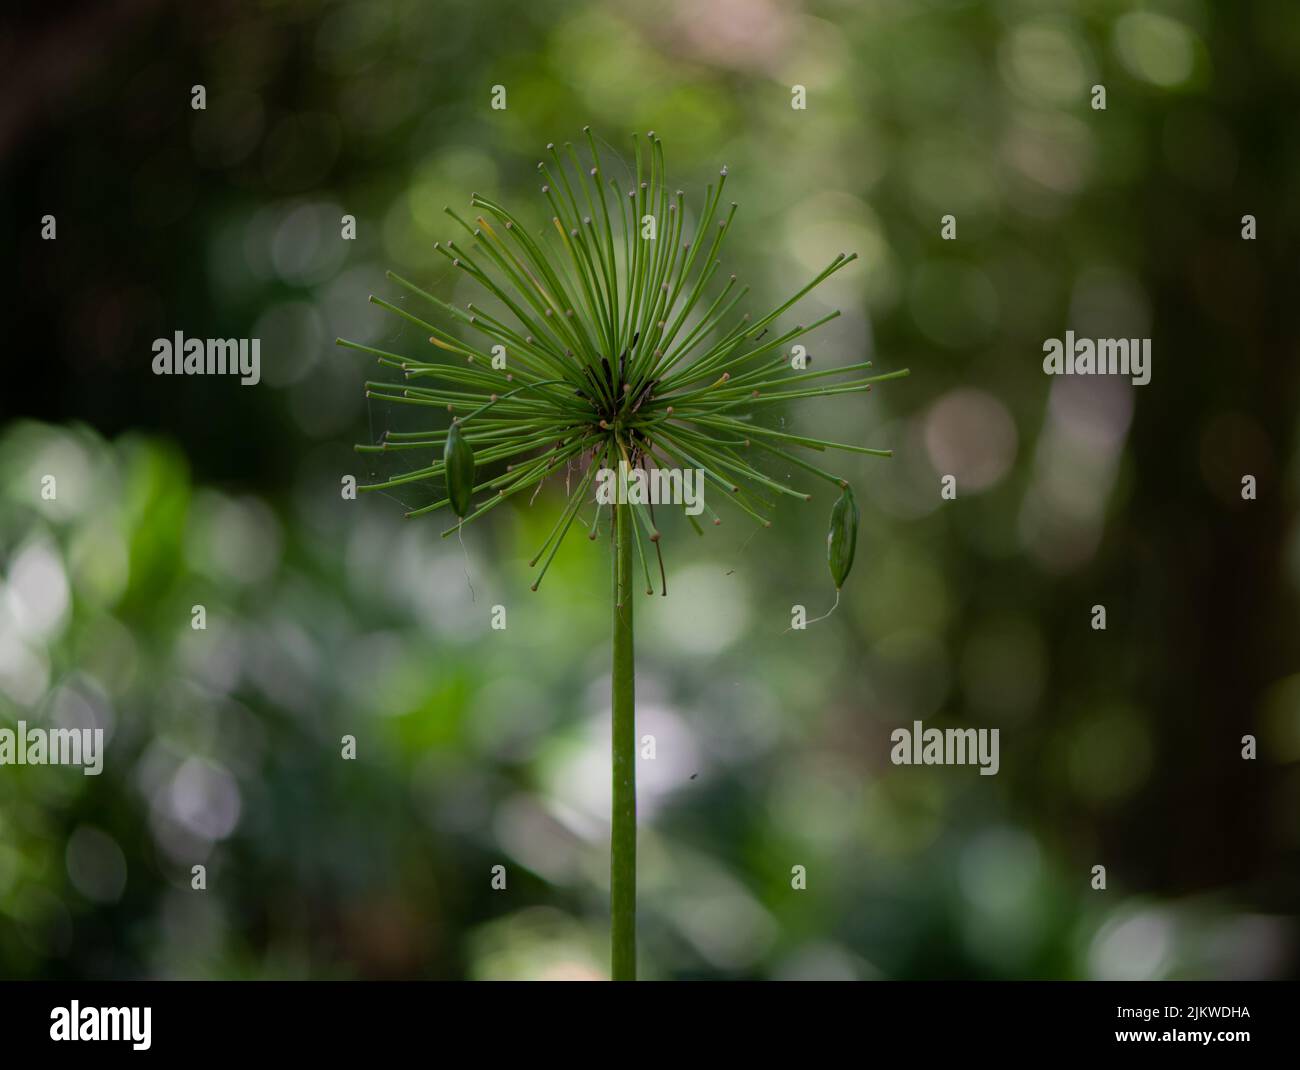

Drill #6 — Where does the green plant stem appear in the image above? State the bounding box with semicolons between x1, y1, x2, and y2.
611;501;637;980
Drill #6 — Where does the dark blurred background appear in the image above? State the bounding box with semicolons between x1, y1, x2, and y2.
1;0;1298;979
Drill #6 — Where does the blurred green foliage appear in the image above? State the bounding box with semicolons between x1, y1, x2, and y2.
2;0;1298;978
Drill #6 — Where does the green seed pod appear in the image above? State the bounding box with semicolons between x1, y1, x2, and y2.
827;485;859;590
444;421;475;517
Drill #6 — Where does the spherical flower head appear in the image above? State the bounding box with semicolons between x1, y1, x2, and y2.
339;131;907;594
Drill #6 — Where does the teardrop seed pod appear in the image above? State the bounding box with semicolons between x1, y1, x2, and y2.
444;421;475;517
827;485;859;589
